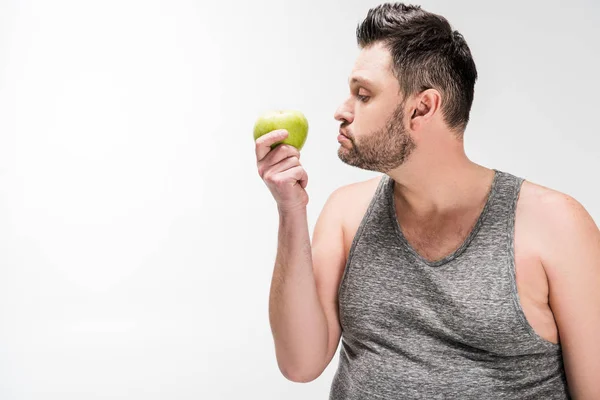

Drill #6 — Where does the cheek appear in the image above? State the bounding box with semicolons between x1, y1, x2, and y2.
354;106;384;133
353;105;375;125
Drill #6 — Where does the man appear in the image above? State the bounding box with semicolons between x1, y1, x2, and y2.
255;3;599;399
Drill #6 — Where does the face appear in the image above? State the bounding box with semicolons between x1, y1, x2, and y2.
334;42;416;173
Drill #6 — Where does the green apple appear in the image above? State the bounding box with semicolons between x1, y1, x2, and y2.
253;110;309;151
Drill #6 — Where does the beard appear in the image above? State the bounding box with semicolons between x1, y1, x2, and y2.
337;101;416;173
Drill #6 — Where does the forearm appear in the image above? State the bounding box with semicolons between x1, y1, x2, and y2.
268;207;329;382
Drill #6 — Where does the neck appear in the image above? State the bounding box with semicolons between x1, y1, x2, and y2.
387;140;494;219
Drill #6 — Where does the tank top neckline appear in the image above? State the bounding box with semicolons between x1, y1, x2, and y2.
385;168;501;267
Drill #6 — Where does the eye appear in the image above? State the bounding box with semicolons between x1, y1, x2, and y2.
356;94;370;103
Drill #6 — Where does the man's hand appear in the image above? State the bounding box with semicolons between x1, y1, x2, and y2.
255;129;309;213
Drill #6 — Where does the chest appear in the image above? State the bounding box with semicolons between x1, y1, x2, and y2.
341;206;558;347
399;218;474;263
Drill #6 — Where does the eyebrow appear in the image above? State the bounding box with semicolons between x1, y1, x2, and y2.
348;76;374;87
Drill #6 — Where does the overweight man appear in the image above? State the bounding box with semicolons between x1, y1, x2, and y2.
255;3;600;399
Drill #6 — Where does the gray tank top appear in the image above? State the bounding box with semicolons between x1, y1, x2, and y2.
329;169;569;399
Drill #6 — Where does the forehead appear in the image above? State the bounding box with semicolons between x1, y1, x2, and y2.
349;42;395;85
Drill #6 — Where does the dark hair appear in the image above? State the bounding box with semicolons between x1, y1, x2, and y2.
357;3;477;134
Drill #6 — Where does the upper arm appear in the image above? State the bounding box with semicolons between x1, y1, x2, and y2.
311;187;349;373
538;192;600;399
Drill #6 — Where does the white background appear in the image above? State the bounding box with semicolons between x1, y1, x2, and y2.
0;0;598;398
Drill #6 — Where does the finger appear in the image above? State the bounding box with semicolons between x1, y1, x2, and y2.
299;169;308;189
263;144;300;166
257;145;300;177
255;130;289;162
271;165;307;187
267;155;300;176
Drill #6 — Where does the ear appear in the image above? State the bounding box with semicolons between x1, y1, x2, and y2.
409;89;441;131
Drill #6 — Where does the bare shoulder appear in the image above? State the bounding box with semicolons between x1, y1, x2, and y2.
323;174;383;221
330;174;383;204
519;179;594;224
520;179;577;205
518;178;598;260
328;175;385;256
312;174;385;264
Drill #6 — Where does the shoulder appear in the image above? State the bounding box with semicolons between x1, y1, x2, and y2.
518;178;594;230
329;174;385;202
329;174;386;219
326;175;386;252
518;177;599;270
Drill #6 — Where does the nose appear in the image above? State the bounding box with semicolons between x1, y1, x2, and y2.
334;98;353;125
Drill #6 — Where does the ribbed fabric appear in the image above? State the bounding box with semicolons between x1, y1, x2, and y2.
329;169;569;399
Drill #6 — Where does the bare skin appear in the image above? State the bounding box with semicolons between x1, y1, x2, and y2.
260;40;600;397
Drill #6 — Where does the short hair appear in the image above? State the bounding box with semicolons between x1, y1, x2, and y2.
357;3;478;134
